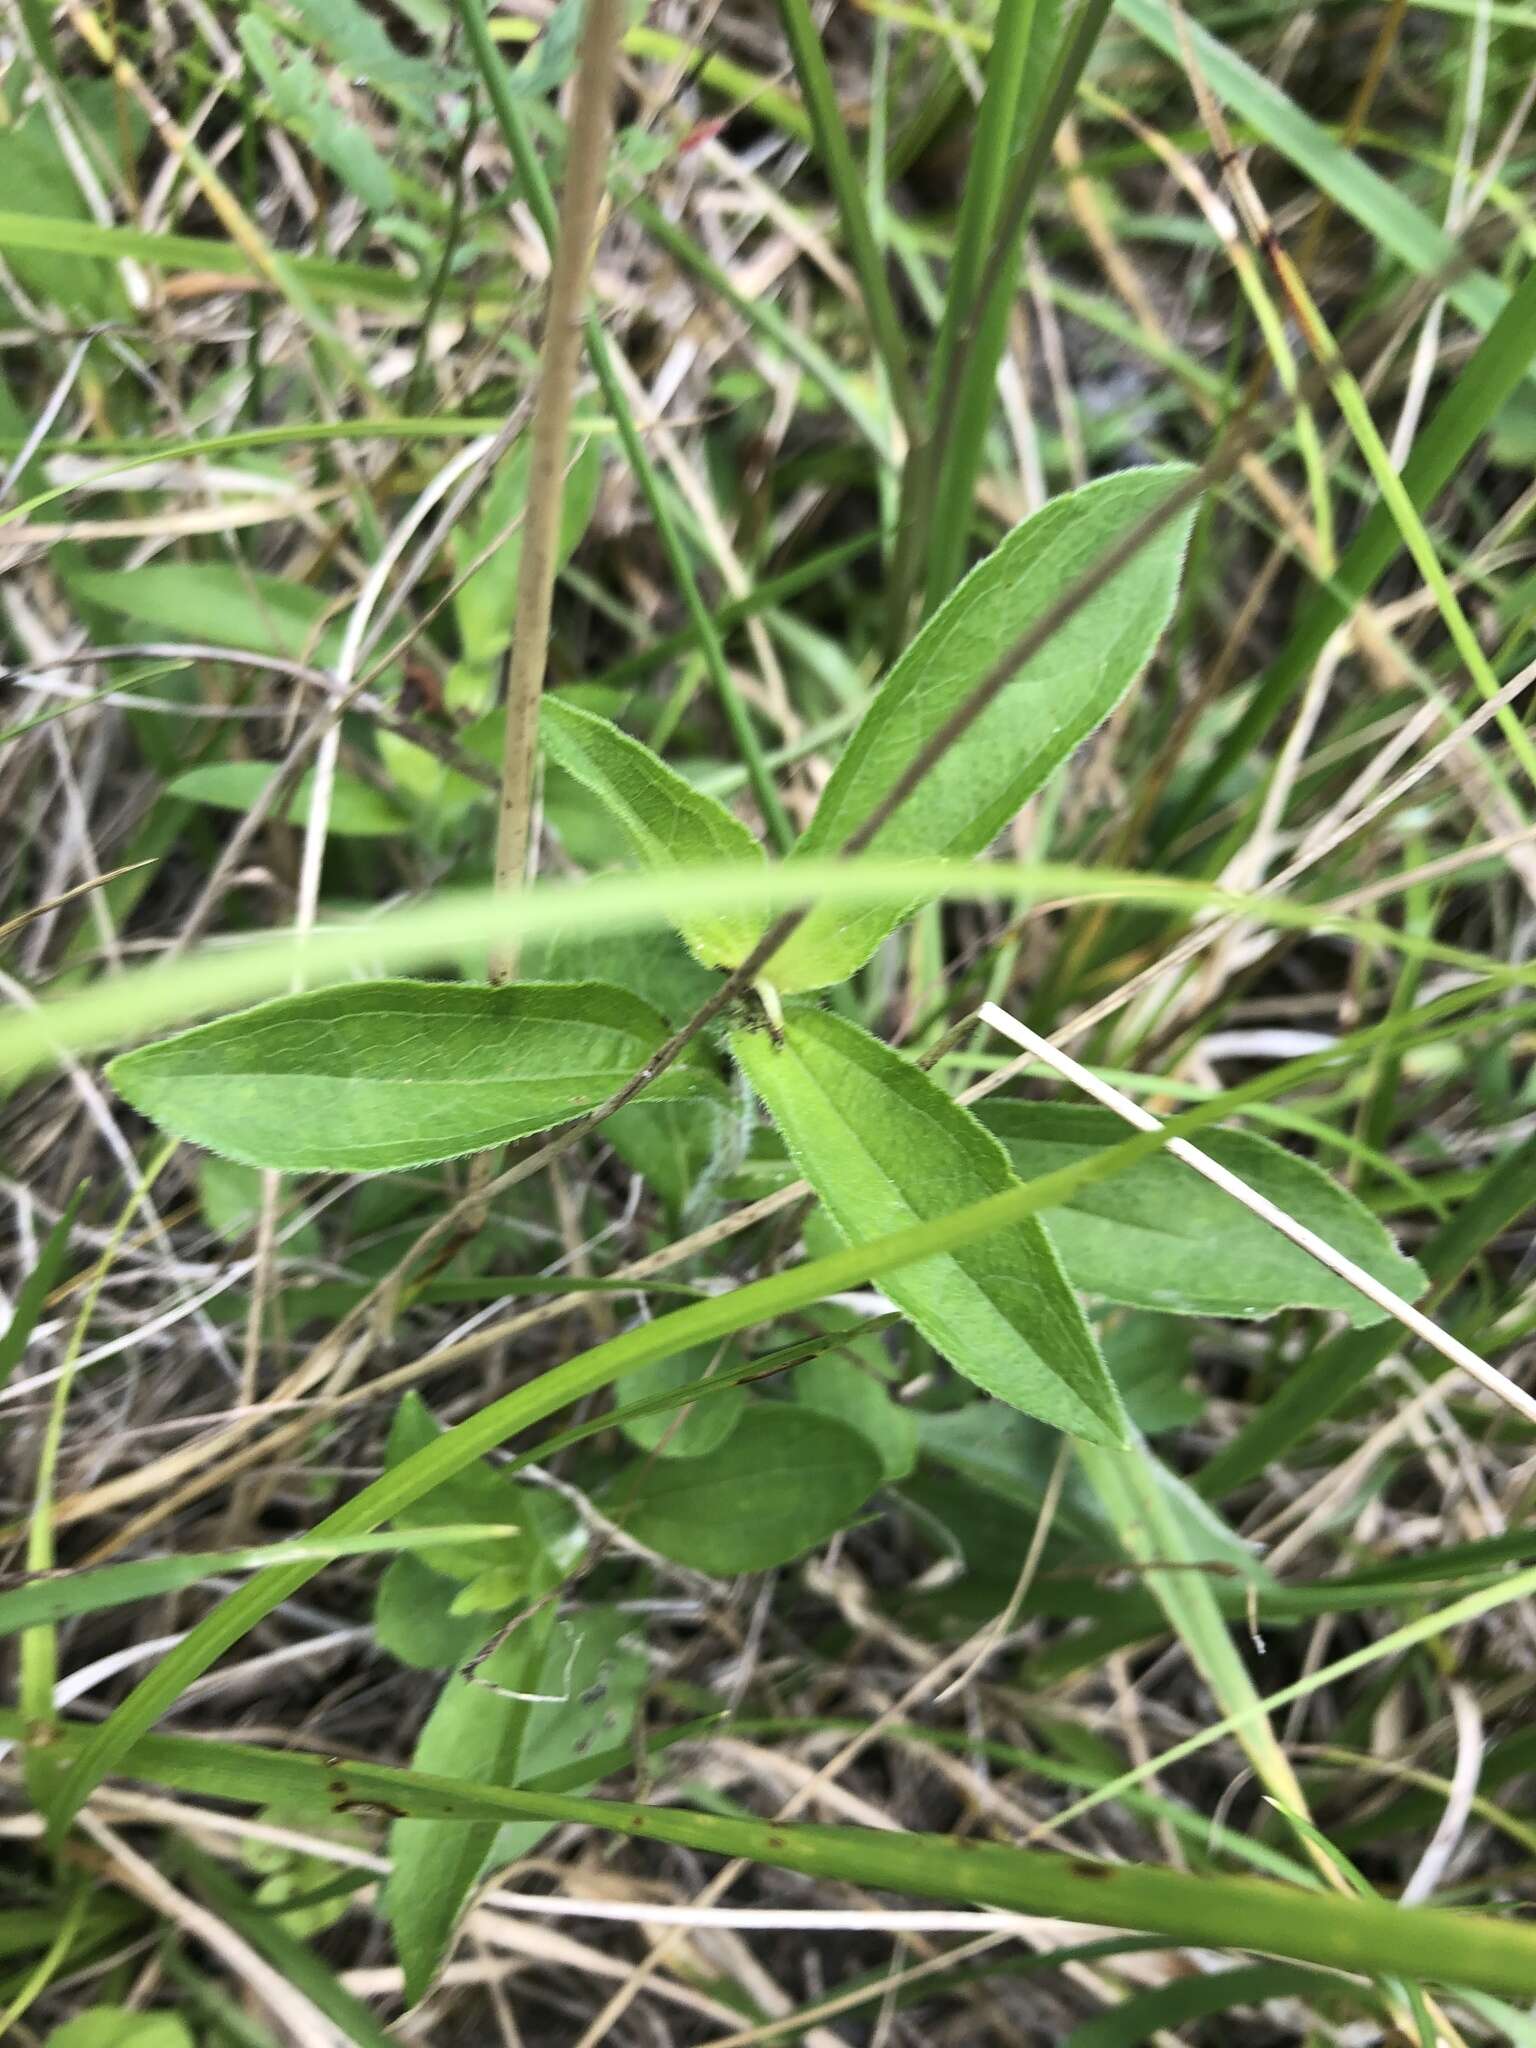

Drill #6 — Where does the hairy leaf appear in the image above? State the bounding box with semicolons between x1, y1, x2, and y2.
770;467;1195;990
539;696;768;968
982;1102;1427;1322
108;979;720;1173
732;1008;1128;1444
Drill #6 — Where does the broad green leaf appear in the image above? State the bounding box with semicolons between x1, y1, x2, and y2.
770;467;1196;991
616;1347;747;1460
171;760;408;837
539;696;768;968
733;1008;1128;1444
384;1391;585;1585
982;1102;1427;1323
374;1554;486;1669
66;562;341;664
239;17;396;213
385;1616;556;2002
616;1403;880;1572
476;1607;648;1870
108;979;722;1174
2;93;136;319
385;1606;643;2002
795;1345;917;1481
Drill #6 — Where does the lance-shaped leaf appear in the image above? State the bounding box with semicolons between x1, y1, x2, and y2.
770;466;1196;992
731;1007;1128;1445
981;1102;1427;1323
108;980;720;1174
539;696;768;969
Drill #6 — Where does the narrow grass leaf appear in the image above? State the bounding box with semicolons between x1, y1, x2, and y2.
0;1183;86;1396
21;1711;1536;1998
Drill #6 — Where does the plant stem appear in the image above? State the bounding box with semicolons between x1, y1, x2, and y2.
488;0;625;983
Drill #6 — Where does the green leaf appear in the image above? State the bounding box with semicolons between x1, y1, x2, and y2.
794;1345;917;1481
24;1701;1536;2000
170;760;408;837
770;467;1196;991
374;1553;487;1669
44;2014;192;2048
476;1607;648;1869
617;1404;881;1571
107;978;722;1173
66;562;342;664
539;696;768;968
615;1347;748;1460
1078;1438;1310;1830
384;1618;555;2003
0;1181;85;1396
384;1604;644;2002
239;16;396;213
733;1008;1128;1444
384;1391;585;1585
982;1102;1427;1323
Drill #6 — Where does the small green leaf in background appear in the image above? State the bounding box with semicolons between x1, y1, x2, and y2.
239;1805;368;1937
171;761;407;837
383;1391;584;1586
44;2014;192;2048
108;979;722;1173
795;1339;917;1481
385;1606;644;2002
66;561;342;664
375;1553;487;1669
982;1102;1427;1322
384;1621;555;2003
239;16;397;213
733;1006;1128;1444
616;1347;747;1459
770;466;1197;992
539;696;768;969
616;1404;881;1571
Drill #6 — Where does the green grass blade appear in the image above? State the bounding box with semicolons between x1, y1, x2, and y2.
3;862;1530;1080
0;1182;87;1396
776;0;923;437
15;1711;1536;1996
1115;0;1514;334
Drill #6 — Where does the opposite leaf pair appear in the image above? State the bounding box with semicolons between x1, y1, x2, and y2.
106;467;1423;1452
